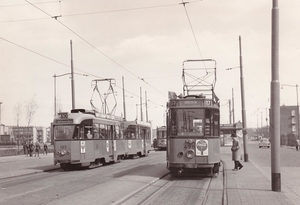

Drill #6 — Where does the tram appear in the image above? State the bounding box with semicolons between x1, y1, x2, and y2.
166;59;220;175
154;126;167;150
52;109;151;170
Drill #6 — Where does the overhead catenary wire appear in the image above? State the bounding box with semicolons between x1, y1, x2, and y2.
0;1;201;23
25;0;166;98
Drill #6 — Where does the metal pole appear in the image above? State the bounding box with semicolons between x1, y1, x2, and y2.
145;91;148;122
232;88;235;124
0;102;2;126
122;76;126;121
296;85;299;139
140;87;143;121
70;40;75;110
229;99;232;124
239;36;248;162
271;0;281;192
54;74;56;116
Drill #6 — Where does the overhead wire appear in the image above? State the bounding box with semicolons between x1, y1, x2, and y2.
1;0;203;109
24;0;169;99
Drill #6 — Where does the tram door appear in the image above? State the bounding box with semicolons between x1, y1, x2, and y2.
141;127;147;155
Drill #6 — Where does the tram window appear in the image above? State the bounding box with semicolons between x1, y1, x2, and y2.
119;127;124;139
127;125;136;139
176;109;204;136
115;125;120;139
107;125;112;139
93;124;100;139
99;124;107;139
54;125;75;140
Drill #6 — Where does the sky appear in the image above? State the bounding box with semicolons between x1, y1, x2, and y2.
0;0;300;129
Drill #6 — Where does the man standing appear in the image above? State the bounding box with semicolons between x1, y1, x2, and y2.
231;133;243;171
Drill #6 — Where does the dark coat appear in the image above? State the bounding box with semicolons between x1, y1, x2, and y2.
231;138;241;161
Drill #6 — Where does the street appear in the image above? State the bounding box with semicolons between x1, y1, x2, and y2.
247;141;300;203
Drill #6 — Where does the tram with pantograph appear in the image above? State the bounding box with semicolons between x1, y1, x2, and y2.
166;59;220;175
154;126;167;150
52;109;152;170
52;79;152;170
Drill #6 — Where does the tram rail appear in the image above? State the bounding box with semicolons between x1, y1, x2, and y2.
114;161;226;205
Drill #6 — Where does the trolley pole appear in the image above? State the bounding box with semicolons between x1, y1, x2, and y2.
271;0;281;192
239;36;248;162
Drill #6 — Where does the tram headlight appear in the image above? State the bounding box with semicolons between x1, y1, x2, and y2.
178;151;184;157
57;150;70;156
186;149;195;159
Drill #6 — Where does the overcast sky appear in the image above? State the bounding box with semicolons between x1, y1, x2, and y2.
1;0;300;129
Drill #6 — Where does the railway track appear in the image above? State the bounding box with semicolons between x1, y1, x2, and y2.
114;161;226;205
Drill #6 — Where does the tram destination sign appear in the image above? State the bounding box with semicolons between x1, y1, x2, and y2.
56;119;73;124
176;99;212;107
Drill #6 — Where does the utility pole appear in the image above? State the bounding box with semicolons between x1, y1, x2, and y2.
140;87;143;121
145;91;148;122
229;99;232;124
0;102;2;126
239;36;248;162
271;0;281;192
232;88;235;124
122;77;126;121
70;40;75;110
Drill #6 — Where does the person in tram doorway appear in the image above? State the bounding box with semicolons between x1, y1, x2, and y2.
296;138;300;151
231;133;243;171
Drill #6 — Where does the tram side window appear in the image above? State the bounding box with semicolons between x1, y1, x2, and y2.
119;123;124;139
127;125;136;139
115;125;119;139
214;110;220;136
93;124;100;139
99;124;107;139
106;125;113;139
169;109;177;135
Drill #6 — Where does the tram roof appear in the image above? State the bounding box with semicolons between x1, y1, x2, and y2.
53;109;124;125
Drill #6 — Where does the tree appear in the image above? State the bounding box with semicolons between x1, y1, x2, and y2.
25;96;39;126
13;100;23;126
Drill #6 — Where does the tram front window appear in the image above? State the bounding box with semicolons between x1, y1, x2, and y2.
54;125;75;140
176;109;205;136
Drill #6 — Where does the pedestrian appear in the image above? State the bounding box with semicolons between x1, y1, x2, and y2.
296;138;300;151
43;142;48;155
231;133;243;171
23;141;28;156
28;140;34;157
26;142;30;157
34;141;41;157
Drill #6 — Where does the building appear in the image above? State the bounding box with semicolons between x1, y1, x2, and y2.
220;121;243;146
0;125;50;145
280;105;299;146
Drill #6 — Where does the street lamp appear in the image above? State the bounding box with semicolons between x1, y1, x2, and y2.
53;73;88;116
281;84;299;139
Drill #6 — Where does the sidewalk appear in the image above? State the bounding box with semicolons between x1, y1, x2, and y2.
0;148;299;205
0;153;59;180
220;146;299;205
